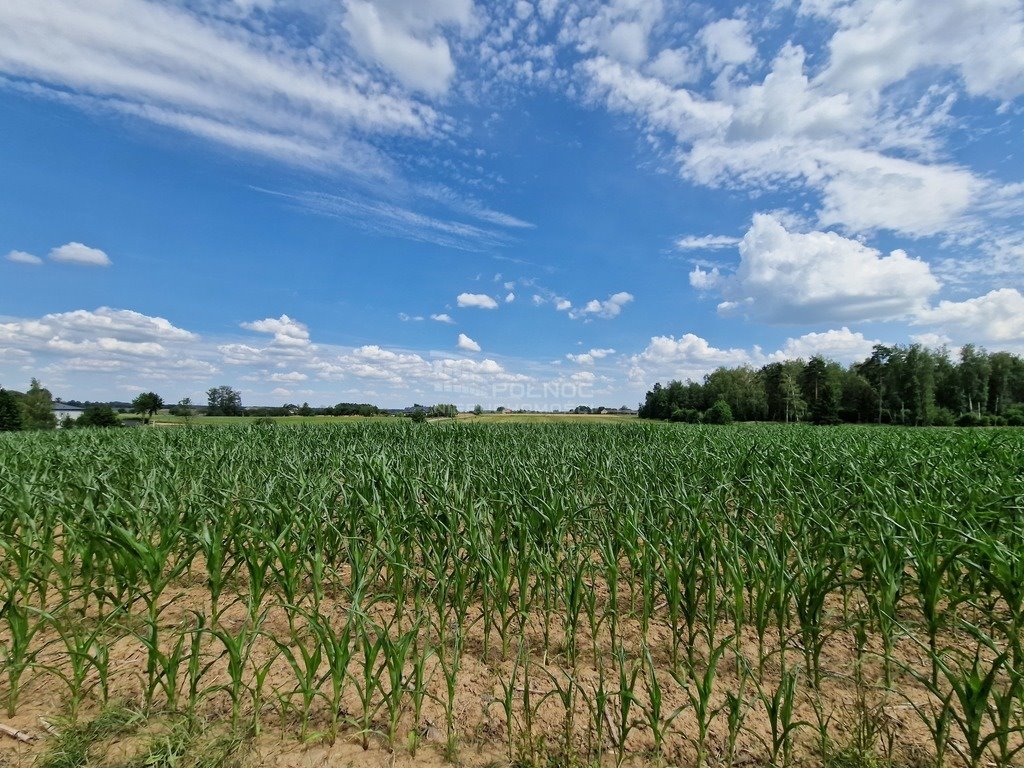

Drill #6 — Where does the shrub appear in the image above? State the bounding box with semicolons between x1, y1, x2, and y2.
0;389;22;431
670;407;700;423
703;399;734;425
77;405;120;428
1004;406;1024;427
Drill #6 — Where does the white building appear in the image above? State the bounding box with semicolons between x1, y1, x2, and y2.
52;403;85;425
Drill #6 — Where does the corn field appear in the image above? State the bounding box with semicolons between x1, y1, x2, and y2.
1;422;1023;767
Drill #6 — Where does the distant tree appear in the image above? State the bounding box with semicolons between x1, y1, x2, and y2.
21;378;56;430
429;403;458;418
987;351;1021;415
77;404;120;428
0;389;23;431
298;402;313;417
839;370;874;423
207;385;243;416
409;408;427;423
495;406;506;413
171;397;196;425
801;356;842;425
960;344;991;416
473;404;483;416
780;367;807;423
332;402;381;417
705;366;767;421
703;399;734;425
132;391;164;424
902;345;936;425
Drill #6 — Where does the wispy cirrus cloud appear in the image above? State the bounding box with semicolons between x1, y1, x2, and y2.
675;234;740;251
0;0;440;176
255;188;526;251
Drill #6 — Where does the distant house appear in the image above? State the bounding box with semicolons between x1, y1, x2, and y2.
52;403;84;425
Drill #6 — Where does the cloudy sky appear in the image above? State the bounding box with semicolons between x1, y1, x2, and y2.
1;0;1022;409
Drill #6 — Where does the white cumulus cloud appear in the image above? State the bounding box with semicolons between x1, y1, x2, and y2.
570;291;634;320
457;333;481;352
49;242;112;267
566;347;616;365
241;315;312;348
712;214;940;324
457;292;499;309
813;0;1024;100
269;371;308;383
343;0;473;95
699;18;757;70
6;250;42;265
914;288;1024;344
771;327;880;363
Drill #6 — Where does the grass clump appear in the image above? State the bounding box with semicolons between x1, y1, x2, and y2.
36;706;250;768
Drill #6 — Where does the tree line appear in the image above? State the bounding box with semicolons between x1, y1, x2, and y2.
0;379;166;431
639;344;1024;426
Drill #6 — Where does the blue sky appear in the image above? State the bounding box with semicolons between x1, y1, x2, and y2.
1;0;1022;409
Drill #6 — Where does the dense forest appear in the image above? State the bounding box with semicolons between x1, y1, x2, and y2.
639;344;1024;426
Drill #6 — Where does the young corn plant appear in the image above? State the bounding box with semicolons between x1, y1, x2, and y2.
209;610;267;726
495;639;523;763
273;618;325;738
51;608;118;716
858;526;907;686
405;634;432;758
911;530;966;687
610;644;642;766
379;617;422;751
1;597;50;718
139;612;191;712
723;676;750;768
671;633;734;768
637;644;687;764
352;617;387;750
791;545;844;688
434;624;465;760
307;608;354;740
193;517;240;623
755;663;809;768
907;635;1022;768
543;666;581;764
